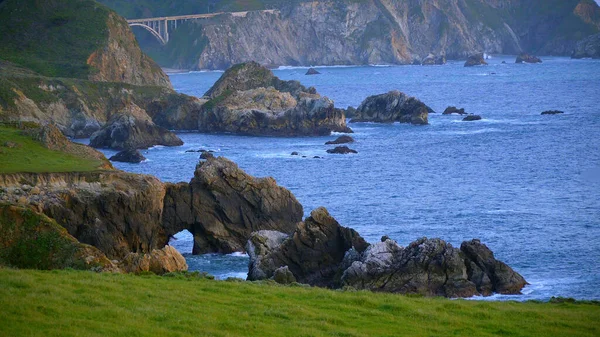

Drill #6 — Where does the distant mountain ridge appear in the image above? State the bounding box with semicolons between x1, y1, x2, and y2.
98;0;600;70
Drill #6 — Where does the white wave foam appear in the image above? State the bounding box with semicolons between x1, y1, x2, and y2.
228;252;249;258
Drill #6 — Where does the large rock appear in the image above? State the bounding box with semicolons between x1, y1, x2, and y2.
326;146;358;154
120;246;187;274
198;62;352;136
516;53;542;63
325;135;354;145
572;33;600;59
246;207;368;287
463;114;482;121
350;90;431;125
109;149;146;163
90;103;183;150
162;156;304;254
422;54;446;65
464;53;488;67
341;237;527;297
443;106;467;115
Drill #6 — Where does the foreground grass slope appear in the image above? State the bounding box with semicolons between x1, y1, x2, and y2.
1;268;599;337
0;125;103;173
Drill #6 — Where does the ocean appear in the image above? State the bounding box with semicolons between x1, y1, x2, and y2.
95;55;600;301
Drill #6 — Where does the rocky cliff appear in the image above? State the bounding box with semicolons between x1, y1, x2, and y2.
122;0;600;70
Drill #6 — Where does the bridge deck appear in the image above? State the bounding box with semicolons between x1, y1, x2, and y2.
126;10;278;23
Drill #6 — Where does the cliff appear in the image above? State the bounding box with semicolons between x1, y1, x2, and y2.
113;0;600;70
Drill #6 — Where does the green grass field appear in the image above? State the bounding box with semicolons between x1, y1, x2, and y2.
0;126;102;173
0;268;599;337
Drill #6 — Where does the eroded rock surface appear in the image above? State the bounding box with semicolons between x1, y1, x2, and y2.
464;53;488;67
351;90;431;125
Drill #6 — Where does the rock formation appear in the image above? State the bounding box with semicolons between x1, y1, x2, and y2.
572;32;600;58
110;149;147;163
541;110;565;115
516;53;542;63
305;68;321;75
464;53;488;67
325;135;354;145
351;90;431;125
463;115;482;121
89;104;183;150
422;54;446;65
443;107;467;115
246;210;527;298
327;146;358;154
198;62;352;136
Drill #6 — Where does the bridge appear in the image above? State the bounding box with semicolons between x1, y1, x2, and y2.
127;10;279;45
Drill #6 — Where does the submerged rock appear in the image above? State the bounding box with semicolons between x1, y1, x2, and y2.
109;149;146;163
90;104;183;150
199;62;351;136
305;68;321;75
327;146;358;154
351;90;431;125
463;114;482;121
541;110;564;115
516;53;542;63
464;53;488;67
443;106;467;115
325;135;354;145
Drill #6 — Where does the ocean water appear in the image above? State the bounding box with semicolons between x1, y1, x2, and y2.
98;55;600;301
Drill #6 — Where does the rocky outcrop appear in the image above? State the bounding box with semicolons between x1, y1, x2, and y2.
120;246;188;274
89;104;183;150
246;207;368;287
463;115;482;121
327;146;358;154
422;54;446;65
541;110;565;115
129;0;600;70
516;53;542;63
464;53;488;67
198;62;352;136
350;90;431;125
246;210;526;297
162;156;304;254
443;107;467;115
572;32;600;59
305;68;321;75
325;135;354;145
109;149;146;163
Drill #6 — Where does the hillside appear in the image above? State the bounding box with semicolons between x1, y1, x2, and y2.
98;0;600;70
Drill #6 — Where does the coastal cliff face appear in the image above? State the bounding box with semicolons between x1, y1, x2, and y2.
133;0;600;70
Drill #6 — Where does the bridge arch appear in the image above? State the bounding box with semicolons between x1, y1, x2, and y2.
128;23;166;45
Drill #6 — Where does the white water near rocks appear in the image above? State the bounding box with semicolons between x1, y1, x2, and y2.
93;55;600;301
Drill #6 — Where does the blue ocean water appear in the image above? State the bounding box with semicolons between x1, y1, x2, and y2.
98;55;600;300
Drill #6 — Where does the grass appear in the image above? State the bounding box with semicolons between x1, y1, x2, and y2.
0;126;102;173
0;268;599;336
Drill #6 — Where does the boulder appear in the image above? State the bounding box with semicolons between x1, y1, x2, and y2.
422;54;446;65
464;53;488;67
516;53;542;64
120;245;188;275
199;151;214;160
351;90;431;125
291;152;299;156
162;156;304;254
90;104;183;150
443;106;467;115
463;114;482;121
325;135;354;145
305;68;321;75
541;110;564;115
327;146;358;154
246;207;368;287
109;149;146;163
572;33;600;59
199;62;351;136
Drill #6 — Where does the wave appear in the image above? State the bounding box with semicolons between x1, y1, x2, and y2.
228;252;249;258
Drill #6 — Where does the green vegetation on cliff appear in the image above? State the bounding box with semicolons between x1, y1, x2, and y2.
0;125;103;173
0;0;111;78
0;268;599;336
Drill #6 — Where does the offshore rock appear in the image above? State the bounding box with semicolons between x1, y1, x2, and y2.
516;53;542;64
572;33;600;59
464;53;488;67
109;149;146;163
463;114;482;121
305;68;321;75
422;54;446;65
326;146;358;154
198;62;351;136
246;207;368;287
351;90;431;125
162;156;304;254
89;103;183;150
325;135;354;145
443;106;467;115
541;110;564;115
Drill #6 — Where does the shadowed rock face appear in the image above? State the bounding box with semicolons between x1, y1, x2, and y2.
198;62;352;136
464;53;488;67
572;32;600;59
162;156;304;254
351;90;431;125
247;212;527;298
516;53;542;63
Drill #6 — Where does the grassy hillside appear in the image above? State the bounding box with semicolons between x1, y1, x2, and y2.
0;125;103;173
1;268;599;336
0;0;115;79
